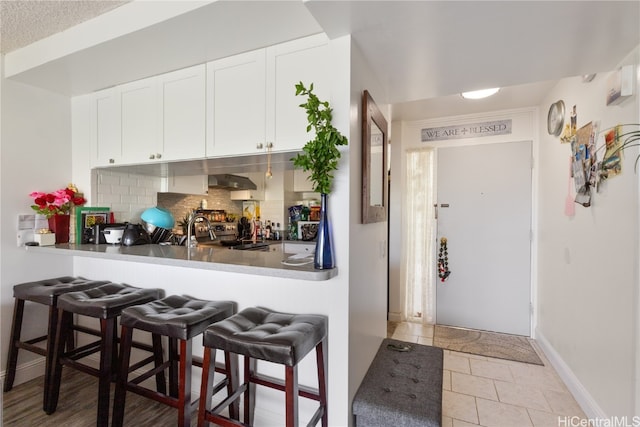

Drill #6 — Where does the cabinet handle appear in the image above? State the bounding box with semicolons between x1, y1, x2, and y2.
109;158;115;164
156;153;162;159
256;143;263;150
266;142;273;149
149;154;155;160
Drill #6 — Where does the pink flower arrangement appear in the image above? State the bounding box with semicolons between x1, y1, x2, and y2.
30;184;87;218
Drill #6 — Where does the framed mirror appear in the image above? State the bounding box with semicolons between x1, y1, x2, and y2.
362;90;388;224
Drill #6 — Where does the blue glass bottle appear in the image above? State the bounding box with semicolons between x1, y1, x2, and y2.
314;193;335;269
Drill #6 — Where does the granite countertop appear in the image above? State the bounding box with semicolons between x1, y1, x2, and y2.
27;242;336;281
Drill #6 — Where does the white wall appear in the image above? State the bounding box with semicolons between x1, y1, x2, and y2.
0;60;74;386
536;47;640;418
347;38;391;424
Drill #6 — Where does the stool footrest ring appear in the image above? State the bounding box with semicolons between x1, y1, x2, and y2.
16;339;48;356
251;372;322;402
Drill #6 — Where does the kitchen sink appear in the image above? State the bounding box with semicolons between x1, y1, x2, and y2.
194;240;271;251
229;242;270;251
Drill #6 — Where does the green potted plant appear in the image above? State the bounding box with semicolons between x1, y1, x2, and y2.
291;82;348;269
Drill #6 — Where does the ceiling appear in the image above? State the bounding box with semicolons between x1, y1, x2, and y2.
1;1;639;121
0;0;129;53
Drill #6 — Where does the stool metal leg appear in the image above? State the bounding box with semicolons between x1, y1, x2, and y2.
152;333;166;394
112;325;134;427
244;357;257;426
285;365;299;427
197;348;241;427
169;337;179;398
97;318;116;427
225;351;240;420
197;347;215;427
46;309;73;414
3;299;25;393
178;338;193;427
42;305;61;411
316;338;328;427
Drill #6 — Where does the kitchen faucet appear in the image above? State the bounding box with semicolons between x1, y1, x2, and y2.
186;213;217;248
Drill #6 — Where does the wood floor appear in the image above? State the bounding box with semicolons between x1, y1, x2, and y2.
2;368;198;426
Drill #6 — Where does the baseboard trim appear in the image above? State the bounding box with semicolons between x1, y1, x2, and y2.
387;312;403;322
0;357;45;389
535;329;606;419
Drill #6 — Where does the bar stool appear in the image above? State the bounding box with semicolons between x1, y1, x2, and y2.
3;276;110;409
46;282;164;427
111;295;239;427
198;306;328;427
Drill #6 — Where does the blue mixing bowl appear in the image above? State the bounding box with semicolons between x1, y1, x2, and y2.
141;207;175;230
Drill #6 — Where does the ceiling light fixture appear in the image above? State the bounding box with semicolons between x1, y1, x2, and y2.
461;87;500;100
265;142;273;179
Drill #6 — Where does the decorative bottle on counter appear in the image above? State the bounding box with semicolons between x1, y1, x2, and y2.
314;193;334;269
274;223;281;241
265;220;271;239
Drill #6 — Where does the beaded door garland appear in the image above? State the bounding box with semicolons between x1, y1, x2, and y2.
438;237;451;282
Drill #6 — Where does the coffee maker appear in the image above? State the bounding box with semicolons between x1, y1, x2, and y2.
237;217;252;241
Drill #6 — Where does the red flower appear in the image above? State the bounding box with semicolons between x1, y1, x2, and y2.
29;184;87;218
72;196;87;206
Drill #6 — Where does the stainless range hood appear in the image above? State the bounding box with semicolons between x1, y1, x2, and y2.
208;174;257;190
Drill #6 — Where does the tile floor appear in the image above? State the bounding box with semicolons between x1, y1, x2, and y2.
389;321;587;427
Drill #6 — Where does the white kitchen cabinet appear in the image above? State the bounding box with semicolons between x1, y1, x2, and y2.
266;33;330;153
206;50;266;157
90;35;329;166
207;34;330;157
120;76;161;164
90;87;122;167
161;64;206;161
91;65;205;167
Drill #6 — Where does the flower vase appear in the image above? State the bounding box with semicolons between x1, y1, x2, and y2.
48;214;70;244
314;193;335;269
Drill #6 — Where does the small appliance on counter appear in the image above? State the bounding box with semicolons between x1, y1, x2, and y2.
237;217;252;241
122;223;150;246
88;223;128;244
194;220;237;244
103;226;125;244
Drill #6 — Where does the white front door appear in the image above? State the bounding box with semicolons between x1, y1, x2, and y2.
436;141;532;336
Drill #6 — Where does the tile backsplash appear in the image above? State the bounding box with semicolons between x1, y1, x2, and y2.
93;169;293;237
157;191;243;234
93;169;161;223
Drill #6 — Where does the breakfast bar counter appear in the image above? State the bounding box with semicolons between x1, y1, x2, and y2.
27;243;337;281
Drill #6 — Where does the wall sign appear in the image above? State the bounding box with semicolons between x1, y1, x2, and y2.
421;119;512;142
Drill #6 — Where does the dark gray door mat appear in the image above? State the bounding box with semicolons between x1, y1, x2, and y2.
352;338;443;427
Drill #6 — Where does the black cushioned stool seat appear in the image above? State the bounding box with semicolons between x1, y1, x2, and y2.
3;276;110;410
112;295;238;427
47;283;164;427
198;306;328;427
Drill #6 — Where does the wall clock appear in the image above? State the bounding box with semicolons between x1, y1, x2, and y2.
547;100;565;136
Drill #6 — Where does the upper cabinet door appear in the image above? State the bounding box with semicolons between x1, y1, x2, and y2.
266;34;330;153
90;87;122;167
120;76;161;164
161;64;206;161
206;49;267;157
